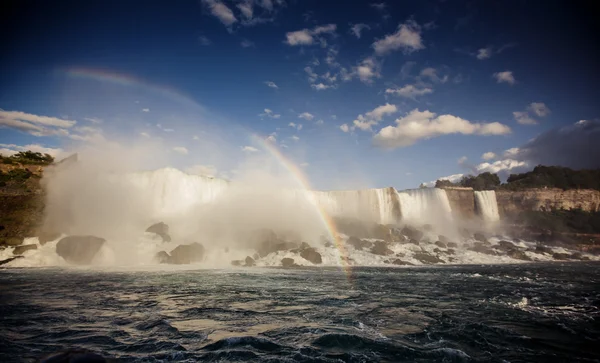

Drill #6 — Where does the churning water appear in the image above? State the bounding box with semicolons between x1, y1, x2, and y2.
1;263;599;362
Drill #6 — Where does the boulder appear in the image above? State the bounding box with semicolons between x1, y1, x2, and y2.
346;236;372;250
154;251;170;264
372;224;393;242
38;231;61;245
390;259;414;266
1;237;23;246
473;232;488;243
507;249;531;261
56;236;106;265
495;240;516;251
395;252;405;257
281;257;297;268
245;256;256;266
433;248;441;253
300;242;311;250
447;242;458;248
145;222;171;242
434;241;447;248
370;241;393;256
258;240;298;258
300;248;322;264
438;235;449;243
552;252;570;260
0;256;24;266
534;245;553;254
409;239;420;246
570;252;583;260
446;249;456;255
401;226;423;241
231;260;243;266
413;252;445;264
13;244;37;255
468;244;498;256
169;243;205;264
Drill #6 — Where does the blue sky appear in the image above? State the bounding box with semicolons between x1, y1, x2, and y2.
1;0;599;190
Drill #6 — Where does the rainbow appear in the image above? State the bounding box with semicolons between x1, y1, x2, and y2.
60;67;203;109
249;134;353;280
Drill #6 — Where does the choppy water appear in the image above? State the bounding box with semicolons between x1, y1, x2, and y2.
1;263;599;362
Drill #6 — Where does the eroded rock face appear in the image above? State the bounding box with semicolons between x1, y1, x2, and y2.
300;248;322;264
56;236;106;265
496;188;600;217
145;222;171;242
168;243;205;264
13;244;37;255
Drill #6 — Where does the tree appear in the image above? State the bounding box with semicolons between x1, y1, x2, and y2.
435;179;457;188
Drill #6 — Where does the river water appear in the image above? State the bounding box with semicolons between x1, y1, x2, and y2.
1;263;599;362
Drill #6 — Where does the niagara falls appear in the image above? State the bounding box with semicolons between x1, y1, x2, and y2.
2;0;600;362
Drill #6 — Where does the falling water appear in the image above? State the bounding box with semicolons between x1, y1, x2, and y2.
396;188;453;225
474;190;500;222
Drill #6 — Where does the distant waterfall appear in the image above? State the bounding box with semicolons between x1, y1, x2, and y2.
397;188;453;225
474;190;500;221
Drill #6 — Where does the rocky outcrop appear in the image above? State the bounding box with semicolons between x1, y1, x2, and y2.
281;257;297;268
168;243;205;264
300;247;322;264
13;244;37;255
145;222;171;242
496;189;600;216
56;236;106;265
443;187;476;219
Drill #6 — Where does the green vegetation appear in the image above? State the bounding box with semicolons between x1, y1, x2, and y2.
1;151;54;165
517;209;600;234
435;165;600;191
0;169;33;187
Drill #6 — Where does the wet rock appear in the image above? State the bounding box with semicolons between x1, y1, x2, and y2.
390;259;414;266
395;252;405;257
570;252;583;260
438;235;450;243
409;239;420;246
507;249;531;261
372;224;394;242
468;244;498;256
390;228;407;242
414;252;445;264
401;226;423;241
446;249;456;255
252;253;260;260
300;241;311;250
473;232;488;243
245;256;256;266
231;260;243;266
56;236;106;265
433;248;442;253
495;240;516;251
447;242;458;248
169;242;205;264
0;256;24;266
552;252;571;260
13;244;37;255
281;257;297;268
145;222;171;242
346;236;372;250
258;240;298;258
300;248;322;264
154;251;171;264
534;245;553;254
38;231;61;245
370;241;393;256
435;241;447;248
1;237;22;246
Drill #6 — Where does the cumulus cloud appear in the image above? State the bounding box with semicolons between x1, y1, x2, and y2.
242;145;259;153
482;151;497;160
528;102;551;117
0;110;76;137
385;84;433;99
513;111;538;125
291;135;300;141
201;0;237;26
476;47;492;60
373;109;511;148
349;103;398;132
373;20;424;55
354;57;381;83
172;146;189;155
285;24;336;46
0;143;65;158
237;1;253;19
288;122;303;130
513;102;550;125
420;67;448;83
493;71;516;85
350;23;370;38
186;164;217;177
340;124;350;133
142;108;150;112
264;81;278;89
311;83;333;90
259;108;281;119
298;112;314;121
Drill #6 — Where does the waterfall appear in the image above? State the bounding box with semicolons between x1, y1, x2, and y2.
474;190;500;221
397;188;453;225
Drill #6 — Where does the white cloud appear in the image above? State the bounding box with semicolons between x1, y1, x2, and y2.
291;135;300;141
298;112;314;120
264;81;278;89
0;143;64;158
331;115;337;119
173;146;188;155
475;159;527;174
424;173;464;187
340;124;350;133
288;122;302;130
373;20;424;55
0;110;76;128
482;151;497;160
493;71;516;85
311;83;332;90
266;133;276;143
297;124;303;130
186;164;217;177
476;47;492;60
304;66;318;83
242;145;259;152
354;57;381;83
513;111;537;125
350;104;398;132
285;24;336;46
201;0;237;26
385;84;433;99
350;23;370;38
241;39;255;48
373;108;511;148
142;108;150;112
527;102;551;117
156;124;174;132
370;2;386;10
83;117;103;124
420;67;448;83
140;132;150;138
503;147;520;158
237;1;253;19
260;108;281;119
316;119;324;125
198;35;211;46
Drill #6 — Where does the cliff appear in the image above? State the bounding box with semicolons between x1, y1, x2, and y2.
443;187;476;219
496;188;600;217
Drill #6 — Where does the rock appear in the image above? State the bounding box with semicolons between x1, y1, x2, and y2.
495;240;516;251
422;224;434;231
300;248;322;264
414;252;445;264
401;226;423;241
13;244;37;255
252;253;260;260
534;245;553;254
1;237;23;246
372;224;393;242
552;252;571;260
395;252;405;257
433;248;441;253
409;239;420;246
38;231;61;245
169;243;205;264
145;222;171;242
446;249;456;255
370;241;393;256
468;244;498;256
570;252;583;260
435;241;447;248
300;242;311;250
281;257;297;268
346;236;372;250
56;236;106;265
447;242;458;248
438;235;450;243
154;251;170;264
231;260;243;266
0;256;24;266
258;240;298;257
507;249;531;261
473;232;488;243
245;256;256;266
390;259;414;266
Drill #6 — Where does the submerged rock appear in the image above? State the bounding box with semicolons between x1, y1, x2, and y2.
468;244;497;256
145;222;171;242
13;244;37;255
370;241;393;256
534;245;553;254
56;236;106;265
413;252;445;264
169;243;205;264
300;248;322;264
281;257;297;268
495;240;517;251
